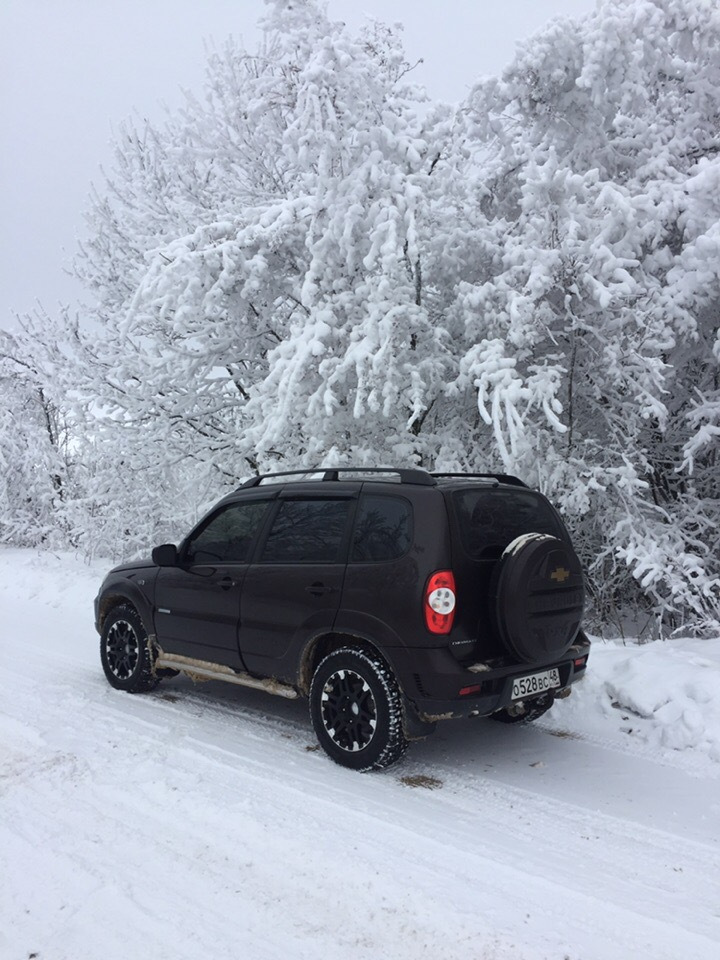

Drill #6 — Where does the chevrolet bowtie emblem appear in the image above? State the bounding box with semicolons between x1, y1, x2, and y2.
550;567;570;583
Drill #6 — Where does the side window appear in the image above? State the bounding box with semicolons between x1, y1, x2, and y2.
187;501;269;564
260;499;351;564
351;495;412;562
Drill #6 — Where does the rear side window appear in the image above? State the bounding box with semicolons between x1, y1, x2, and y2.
187;500;269;564
260;499;351;563
351;495;412;562
452;489;564;560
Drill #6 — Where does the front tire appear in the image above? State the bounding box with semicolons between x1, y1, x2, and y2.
100;603;159;693
309;647;408;771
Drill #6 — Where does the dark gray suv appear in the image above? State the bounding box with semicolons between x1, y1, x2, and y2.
95;467;590;771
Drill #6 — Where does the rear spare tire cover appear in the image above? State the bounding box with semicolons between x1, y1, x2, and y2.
491;533;584;664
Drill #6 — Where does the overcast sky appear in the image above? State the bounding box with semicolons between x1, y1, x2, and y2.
0;0;597;328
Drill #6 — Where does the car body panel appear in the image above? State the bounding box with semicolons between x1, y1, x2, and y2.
94;563;157;635
153;563;247;669
240;561;348;681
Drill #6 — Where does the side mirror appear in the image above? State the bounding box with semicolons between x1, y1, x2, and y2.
152;543;179;567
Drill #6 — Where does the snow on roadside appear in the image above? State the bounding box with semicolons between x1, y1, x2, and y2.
0;545;105;609
546;635;720;765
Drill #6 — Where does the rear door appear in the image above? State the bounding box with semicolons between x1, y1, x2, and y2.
335;489;422;644
446;484;568;659
239;486;357;681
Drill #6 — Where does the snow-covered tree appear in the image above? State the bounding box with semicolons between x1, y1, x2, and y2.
0;330;74;547
9;0;717;632
457;0;720;632
72;0;457;476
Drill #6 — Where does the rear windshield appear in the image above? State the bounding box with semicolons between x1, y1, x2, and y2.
452;488;565;560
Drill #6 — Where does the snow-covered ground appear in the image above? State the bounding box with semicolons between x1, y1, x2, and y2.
2;546;719;960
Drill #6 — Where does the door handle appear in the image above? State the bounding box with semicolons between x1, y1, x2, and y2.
305;582;336;597
218;576;236;590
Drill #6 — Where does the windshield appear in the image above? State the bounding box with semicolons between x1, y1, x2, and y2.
452;488;565;560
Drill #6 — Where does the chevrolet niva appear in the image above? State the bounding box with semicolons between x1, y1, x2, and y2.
95;468;589;771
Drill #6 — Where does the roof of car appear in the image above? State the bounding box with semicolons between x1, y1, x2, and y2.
236;468;527;491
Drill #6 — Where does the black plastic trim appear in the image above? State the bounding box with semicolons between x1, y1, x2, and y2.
240;467;436;488
432;472;528;488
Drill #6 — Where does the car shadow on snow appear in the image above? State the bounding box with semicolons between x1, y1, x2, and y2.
146;673;569;778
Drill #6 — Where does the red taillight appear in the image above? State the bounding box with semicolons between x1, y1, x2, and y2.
459;684;483;697
574;657;587;668
424;570;456;634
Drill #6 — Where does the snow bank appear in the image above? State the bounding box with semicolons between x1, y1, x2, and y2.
548;636;720;763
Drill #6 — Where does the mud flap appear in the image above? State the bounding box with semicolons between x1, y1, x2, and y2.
402;697;437;740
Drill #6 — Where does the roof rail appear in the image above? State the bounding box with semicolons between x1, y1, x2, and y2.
431;472;528;488
239;467;437;489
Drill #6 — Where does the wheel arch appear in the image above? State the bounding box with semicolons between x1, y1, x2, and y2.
297;631;392;697
296;632;434;740
96;583;154;637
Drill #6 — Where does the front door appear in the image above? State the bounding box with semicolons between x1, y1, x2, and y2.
154;497;272;668
240;493;356;681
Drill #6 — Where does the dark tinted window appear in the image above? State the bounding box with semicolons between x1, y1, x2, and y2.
188;500;269;563
453;489;563;560
351;495;412;562
260;499;350;564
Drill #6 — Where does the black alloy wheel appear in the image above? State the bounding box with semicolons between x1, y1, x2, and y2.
105;618;140;680
309;647;408;771
320;667;378;753
100;603;159;693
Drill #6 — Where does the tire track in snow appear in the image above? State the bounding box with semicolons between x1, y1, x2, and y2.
5;685;720;960
7;654;720;957
4;573;720;960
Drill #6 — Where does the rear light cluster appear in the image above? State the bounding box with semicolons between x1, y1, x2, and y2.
424;570;456;634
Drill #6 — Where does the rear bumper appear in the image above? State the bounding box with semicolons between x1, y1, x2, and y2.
392;637;591;722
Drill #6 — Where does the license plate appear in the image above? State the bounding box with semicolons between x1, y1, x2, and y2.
511;668;560;701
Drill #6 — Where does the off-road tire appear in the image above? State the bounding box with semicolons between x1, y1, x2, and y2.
100;603;160;693
309;647;409;772
490;693;554;725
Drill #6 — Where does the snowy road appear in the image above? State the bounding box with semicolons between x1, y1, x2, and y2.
2;549;719;960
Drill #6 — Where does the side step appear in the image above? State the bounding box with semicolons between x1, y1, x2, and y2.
154;650;299;700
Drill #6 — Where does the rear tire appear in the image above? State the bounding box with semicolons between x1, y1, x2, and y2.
100;603;160;693
309;647;408;771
